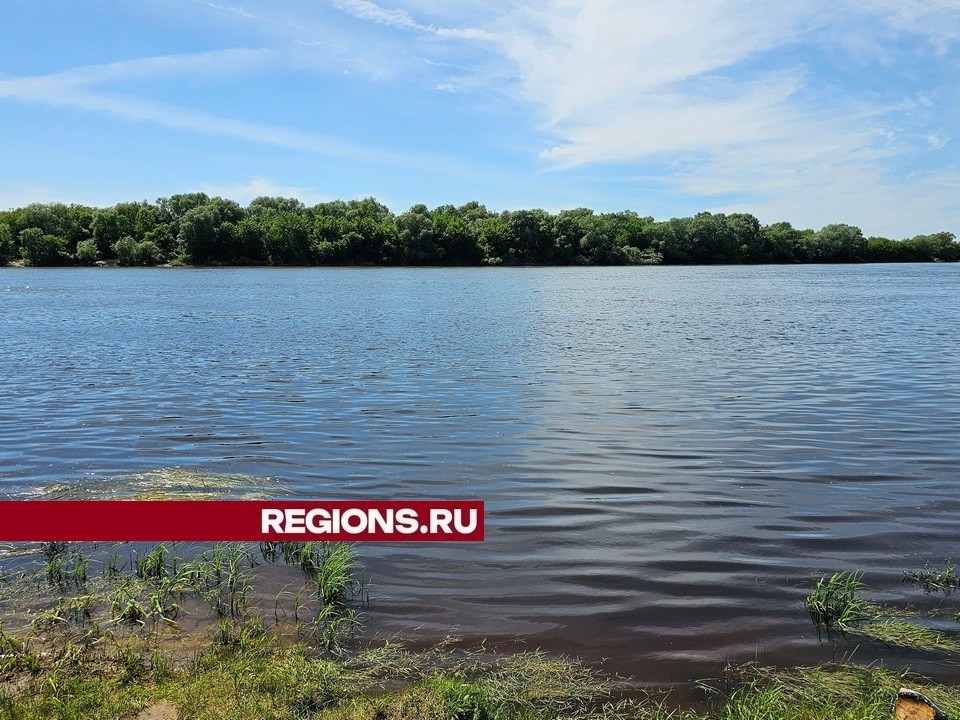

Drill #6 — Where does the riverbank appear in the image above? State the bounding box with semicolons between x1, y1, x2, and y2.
4;633;960;719
1;542;959;719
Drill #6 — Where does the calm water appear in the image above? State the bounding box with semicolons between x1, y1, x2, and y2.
1;265;959;684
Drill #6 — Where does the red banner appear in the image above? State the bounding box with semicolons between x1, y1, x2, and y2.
0;500;484;542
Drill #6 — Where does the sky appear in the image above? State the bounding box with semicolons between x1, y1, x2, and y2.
0;0;958;238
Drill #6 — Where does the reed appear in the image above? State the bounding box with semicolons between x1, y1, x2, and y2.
805;571;875;631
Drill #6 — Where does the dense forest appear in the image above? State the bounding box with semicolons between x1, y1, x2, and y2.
0;194;957;267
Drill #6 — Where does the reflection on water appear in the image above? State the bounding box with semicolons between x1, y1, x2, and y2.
1;265;959;683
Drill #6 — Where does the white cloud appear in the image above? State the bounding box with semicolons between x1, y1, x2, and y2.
331;0;423;30
204;2;257;20
455;0;959;234
0;78;379;161
2;0;957;235
481;0;932;167
495;0;817;126
0;51;440;169
861;0;960;52
38;48;278;86
308;0;960;232
199;178;330;205
330;0;492;39
706;162;960;238
537;72;805;166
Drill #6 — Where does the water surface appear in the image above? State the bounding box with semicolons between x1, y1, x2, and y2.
1;265;958;684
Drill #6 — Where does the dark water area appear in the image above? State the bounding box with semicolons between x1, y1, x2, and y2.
1;265;959;686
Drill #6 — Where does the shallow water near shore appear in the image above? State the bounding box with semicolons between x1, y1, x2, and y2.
1;264;959;685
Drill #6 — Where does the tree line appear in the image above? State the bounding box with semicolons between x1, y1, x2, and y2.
0;194;957;267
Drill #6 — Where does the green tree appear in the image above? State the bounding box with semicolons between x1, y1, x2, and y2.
114;236;161;266
113;202;143;238
248;196;305;217
0;223;13;264
803;224;865;262
862;236;898;262
457;201;492;224
760;222;802;262
19;228;65;266
432;206;481;265
176;199;244;263
653;218;694;263
92;210;123;259
346;197;396;263
552;208;593;263
687;212;737;263
231;217;267;262
157;193;210;224
476;217;512;265
143;225;176;261
75;238;100;264
727;213;762;262
134;205;160;240
113;236;137;266
903;231;959;262
263;212;313;265
396;205;438;264
505;209;554;264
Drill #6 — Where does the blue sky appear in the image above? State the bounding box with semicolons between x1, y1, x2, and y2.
0;0;957;237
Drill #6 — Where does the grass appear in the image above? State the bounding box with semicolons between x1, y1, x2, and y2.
0;612;620;720
805;571;876;632
903;558;960;594
807;566;960;655
0;540;365;653
859;619;960;652
700;664;960;720
2;548;960;718
1;635;959;720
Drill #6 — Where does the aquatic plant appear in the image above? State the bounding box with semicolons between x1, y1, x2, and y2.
860;619;960;653
805;571;875;631
315;543;358;606
135;544;170;581
111;579;147;625
903;559;960;594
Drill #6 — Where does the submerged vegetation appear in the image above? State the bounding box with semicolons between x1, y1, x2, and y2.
2;544;960;717
903;558;960;595
1;195;957;268
0;541;365;654
806;561;960;654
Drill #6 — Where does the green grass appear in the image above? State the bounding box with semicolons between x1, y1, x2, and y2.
805;571;876;632
0;624;620;720
704;664;960;720
806;567;960;654
859;619;960;652
315;543;359;606
3;550;960;719
903;558;960;594
2;638;959;720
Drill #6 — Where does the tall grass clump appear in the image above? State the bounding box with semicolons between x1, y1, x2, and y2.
315;543;358;606
806;571;875;632
809;568;960;655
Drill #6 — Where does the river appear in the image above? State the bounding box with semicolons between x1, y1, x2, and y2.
1;264;958;684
